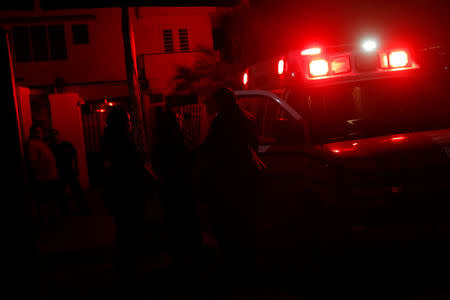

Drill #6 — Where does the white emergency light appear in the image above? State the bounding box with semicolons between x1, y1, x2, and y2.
362;39;377;52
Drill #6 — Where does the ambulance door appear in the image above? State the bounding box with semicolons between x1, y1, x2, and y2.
236;90;327;267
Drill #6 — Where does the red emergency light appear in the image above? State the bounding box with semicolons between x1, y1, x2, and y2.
301;47;322;56
243;71;249;86
278;58;286;75
309;59;329;77
389;51;409;68
379;50;410;69
331;56;351;74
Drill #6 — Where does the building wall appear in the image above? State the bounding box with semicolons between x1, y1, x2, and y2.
1;6;224;97
0;8;127;91
133;7;215;54
133;7;218;95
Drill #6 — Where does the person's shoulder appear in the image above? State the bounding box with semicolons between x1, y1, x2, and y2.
25;139;38;153
29;139;46;149
61;140;76;149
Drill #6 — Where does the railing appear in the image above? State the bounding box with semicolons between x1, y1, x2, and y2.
171;103;207;149
82;111;107;153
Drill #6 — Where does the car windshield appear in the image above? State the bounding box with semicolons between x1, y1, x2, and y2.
288;74;450;145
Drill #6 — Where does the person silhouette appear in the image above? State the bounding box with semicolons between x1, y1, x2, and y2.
102;108;155;296
48;129;89;215
25;124;60;222
152;106;203;292
194;88;264;289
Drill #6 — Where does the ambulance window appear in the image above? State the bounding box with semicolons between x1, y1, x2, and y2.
238;96;266;137
238;95;305;145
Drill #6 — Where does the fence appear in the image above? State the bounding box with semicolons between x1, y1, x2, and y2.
82;111;107;153
171;103;207;149
81;103;207;154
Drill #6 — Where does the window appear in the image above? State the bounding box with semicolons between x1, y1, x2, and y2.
11;25;67;62
72;24;89;44
162;29;173;52
48;25;67;60
30;26;49;61
238;95;305;145
212;27;224;50
178;29;189;51
12;27;32;62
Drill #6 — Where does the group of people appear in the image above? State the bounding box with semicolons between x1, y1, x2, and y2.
102;87;265;296
25;124;88;222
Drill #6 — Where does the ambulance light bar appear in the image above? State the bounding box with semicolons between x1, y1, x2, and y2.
309;59;329;77
307;49;413;78
309;55;352;77
362;39;377;52
380;50;410;68
301;47;321;56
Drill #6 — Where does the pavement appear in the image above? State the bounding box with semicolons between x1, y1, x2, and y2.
30;187;450;299
31;187;191;298
31;187;303;299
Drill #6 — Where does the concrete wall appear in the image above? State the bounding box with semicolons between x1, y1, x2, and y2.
133;7;215;54
1;6;221;96
16;86;33;142
0;8;127;88
133;7;217;95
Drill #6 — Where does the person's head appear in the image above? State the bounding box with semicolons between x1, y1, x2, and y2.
105;108;132;135
29;124;44;140
206;87;237;115
48;129;61;144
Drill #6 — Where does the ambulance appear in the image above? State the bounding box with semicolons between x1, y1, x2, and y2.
235;39;450;274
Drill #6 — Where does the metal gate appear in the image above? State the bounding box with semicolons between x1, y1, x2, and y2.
82;111;107;153
171;103;207;149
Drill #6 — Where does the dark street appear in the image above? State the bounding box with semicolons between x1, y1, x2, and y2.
27;188;450;299
4;0;450;299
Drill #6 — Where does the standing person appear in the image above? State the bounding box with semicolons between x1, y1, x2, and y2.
24;124;61;222
194;88;265;289
152;106;203;293
102;108;155;296
48;129;89;215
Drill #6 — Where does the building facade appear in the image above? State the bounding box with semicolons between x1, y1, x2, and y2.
1;1;234;185
0;3;231;101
